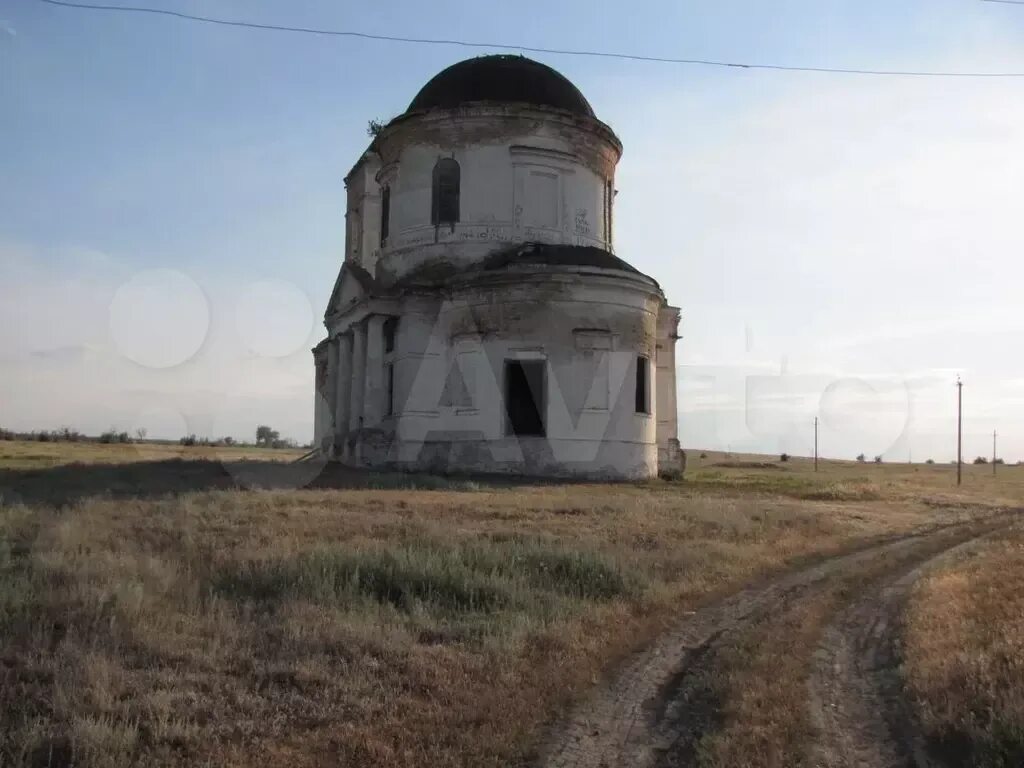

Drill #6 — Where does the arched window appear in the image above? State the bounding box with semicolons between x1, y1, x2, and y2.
431;157;460;227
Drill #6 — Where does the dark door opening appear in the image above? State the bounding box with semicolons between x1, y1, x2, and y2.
505;360;545;437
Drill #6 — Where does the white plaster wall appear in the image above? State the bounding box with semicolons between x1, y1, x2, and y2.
383;271;661;478
381;144;610;270
344;154;383;272
655;306;682;475
373;109;619;283
314;271;673;479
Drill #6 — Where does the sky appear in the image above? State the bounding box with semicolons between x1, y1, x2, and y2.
3;0;1024;462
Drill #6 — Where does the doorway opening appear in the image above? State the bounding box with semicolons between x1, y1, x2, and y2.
505;360;545;437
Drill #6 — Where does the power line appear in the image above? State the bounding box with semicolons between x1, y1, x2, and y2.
32;0;1024;78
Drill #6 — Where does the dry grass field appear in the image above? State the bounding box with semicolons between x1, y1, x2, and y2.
903;522;1024;767
0;441;1022;767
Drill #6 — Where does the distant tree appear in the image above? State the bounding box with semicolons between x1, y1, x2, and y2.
779;453;790;462
925;459;935;465
856;453;866;463
180;434;198;447
874;455;883;464
256;425;280;447
99;428;132;444
974;456;988;465
222;436;236;446
700;452;708;459
367;118;387;137
995;458;1005;465
135;427;147;441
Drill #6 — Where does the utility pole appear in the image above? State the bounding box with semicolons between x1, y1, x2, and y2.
993;430;998;476
814;416;819;472
957;377;963;487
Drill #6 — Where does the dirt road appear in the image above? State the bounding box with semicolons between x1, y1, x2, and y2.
536;518;1008;768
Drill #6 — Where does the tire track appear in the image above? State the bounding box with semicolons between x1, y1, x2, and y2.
536;521;1004;768
806;529;1003;768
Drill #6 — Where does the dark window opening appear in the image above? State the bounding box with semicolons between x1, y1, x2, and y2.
380;186;390;247
385;363;395;416
383;316;398;354
431;158;460;227
505;360;545;437
635;356;650;414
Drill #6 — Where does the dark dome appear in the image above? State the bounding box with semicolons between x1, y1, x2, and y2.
407;55;595;118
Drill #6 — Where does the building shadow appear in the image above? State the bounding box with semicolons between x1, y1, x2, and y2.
0;458;596;508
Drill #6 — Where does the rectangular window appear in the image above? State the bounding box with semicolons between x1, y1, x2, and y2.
380;186;390;247
385;363;395;416
505;360;545;436
635;356;650;414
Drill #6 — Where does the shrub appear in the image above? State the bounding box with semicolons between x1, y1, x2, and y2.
874;455;883;464
973;456;988;465
99;429;132;444
180;434;198;447
779;453;790;462
700;452;708;459
856;453;866;463
925;459;935;465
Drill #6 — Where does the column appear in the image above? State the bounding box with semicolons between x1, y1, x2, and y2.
313;348;330;449
349;322;367;433
665;308;680;441
362;315;386;428
334;333;352;440
326;339;339;427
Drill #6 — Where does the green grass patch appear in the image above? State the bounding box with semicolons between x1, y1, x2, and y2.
212;538;641;622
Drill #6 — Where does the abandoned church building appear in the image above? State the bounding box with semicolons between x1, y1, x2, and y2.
312;55;681;479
